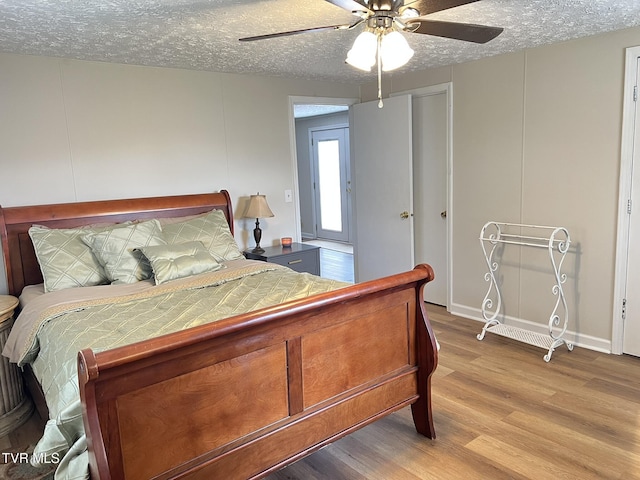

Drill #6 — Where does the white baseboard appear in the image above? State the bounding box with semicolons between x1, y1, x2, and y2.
449;303;612;354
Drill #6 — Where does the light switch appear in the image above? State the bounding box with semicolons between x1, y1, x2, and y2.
284;189;293;203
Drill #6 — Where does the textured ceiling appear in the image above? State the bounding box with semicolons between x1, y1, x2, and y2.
1;0;640;83
294;104;349;118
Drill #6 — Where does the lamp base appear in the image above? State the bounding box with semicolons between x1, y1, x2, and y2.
252;219;264;254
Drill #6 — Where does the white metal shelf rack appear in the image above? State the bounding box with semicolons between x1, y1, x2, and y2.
476;221;573;362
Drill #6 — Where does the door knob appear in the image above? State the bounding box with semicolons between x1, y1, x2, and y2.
400;211;410;219
440;210;447;219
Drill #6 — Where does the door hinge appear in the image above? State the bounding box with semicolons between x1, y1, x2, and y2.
634;85;638;102
628;198;633;214
622;298;627;320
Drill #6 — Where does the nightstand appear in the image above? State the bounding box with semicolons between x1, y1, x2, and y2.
244;243;320;275
0;295;33;435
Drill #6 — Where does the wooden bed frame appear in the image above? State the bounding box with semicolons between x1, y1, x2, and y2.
0;191;438;480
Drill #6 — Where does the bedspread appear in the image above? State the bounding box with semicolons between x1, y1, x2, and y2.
3;259;348;480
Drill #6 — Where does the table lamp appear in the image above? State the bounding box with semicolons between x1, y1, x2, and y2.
244;193;274;253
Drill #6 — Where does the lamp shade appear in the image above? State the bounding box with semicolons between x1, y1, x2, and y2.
345;31;377;71
381;31;414;72
244;194;274;219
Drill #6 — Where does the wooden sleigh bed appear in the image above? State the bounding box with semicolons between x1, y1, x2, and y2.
0;190;438;480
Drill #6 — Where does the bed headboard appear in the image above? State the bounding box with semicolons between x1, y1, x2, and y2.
0;191;234;297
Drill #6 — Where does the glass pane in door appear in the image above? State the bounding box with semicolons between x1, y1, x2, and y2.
317;139;342;232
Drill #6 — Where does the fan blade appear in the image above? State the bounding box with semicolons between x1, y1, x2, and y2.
324;0;370;13
404;0;480;16
409;19;503;43
239;23;354;42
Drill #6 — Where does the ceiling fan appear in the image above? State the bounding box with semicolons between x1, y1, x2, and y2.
239;0;503;45
239;0;503;106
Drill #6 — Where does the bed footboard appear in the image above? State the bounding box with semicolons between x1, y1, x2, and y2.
78;264;438;480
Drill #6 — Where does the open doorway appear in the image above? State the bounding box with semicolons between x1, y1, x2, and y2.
290;99;356;282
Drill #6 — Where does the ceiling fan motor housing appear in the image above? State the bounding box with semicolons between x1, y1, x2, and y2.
366;13;395;30
365;0;404;11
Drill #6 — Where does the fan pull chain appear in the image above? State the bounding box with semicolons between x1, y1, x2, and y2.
377;33;383;108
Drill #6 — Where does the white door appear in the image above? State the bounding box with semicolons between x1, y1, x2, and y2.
623;57;640;356
412;92;448;306
312;128;350;242
351;95;413;282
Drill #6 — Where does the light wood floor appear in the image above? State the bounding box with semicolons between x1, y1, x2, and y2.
267;306;640;480
4;306;640;479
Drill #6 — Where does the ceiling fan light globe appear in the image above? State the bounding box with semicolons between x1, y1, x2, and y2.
345;31;377;71
381;31;414;71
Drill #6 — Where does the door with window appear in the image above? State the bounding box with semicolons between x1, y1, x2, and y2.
312;127;350;242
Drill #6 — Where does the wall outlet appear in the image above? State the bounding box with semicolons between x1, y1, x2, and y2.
284;189;293;203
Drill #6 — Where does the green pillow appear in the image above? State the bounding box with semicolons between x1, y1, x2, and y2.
135;241;223;285
29;224;113;292
161;209;244;262
82;219;166;284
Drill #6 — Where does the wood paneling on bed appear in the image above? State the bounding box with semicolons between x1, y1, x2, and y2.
78;265;436;479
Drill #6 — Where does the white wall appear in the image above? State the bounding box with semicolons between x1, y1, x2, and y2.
0;53;359;295
365;25;640;351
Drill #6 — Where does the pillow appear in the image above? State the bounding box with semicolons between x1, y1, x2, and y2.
161;209;244;262
135;241;223;285
81;219;166;284
157;213;204;226
29;225;113;292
